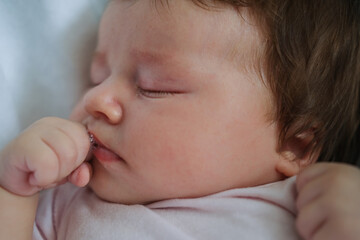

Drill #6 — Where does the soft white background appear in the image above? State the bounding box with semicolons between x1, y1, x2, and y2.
0;0;108;149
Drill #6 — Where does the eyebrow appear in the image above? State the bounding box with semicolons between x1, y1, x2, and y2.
131;49;203;84
131;49;174;65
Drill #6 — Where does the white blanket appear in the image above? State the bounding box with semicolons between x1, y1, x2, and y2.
0;0;107;149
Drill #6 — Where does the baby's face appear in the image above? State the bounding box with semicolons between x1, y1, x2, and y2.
71;0;283;204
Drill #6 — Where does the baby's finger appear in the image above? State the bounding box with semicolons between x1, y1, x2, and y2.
296;173;328;210
32;117;90;180
296;196;328;240
296;163;330;191
308;220;330;240
0;134;61;195
25;141;61;188
36;128;82;180
43;179;67;189
24;118;90;187
67;162;93;187
40;117;90;166
310;218;359;240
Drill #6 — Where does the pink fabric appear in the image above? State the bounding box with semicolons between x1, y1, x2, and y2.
34;177;300;239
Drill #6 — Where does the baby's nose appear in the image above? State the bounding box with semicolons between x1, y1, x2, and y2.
83;86;123;125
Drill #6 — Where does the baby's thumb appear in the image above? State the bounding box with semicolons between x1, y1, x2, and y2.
68;162;93;187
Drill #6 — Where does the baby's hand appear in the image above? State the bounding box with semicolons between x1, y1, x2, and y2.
296;162;360;240
0;117;91;196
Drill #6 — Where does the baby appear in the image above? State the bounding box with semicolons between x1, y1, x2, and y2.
0;0;359;239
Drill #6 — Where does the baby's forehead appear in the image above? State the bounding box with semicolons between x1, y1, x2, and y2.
101;0;265;72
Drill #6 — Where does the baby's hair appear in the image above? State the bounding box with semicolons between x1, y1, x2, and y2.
261;0;360;164
155;0;360;164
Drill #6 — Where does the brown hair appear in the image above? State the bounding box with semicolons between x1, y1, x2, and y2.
262;0;360;164
158;0;360;163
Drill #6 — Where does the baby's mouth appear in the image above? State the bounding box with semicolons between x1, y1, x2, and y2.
85;131;99;163
86;131;125;164
89;132;99;150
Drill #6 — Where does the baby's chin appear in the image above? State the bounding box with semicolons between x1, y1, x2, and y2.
87;180;215;206
87;179;160;205
87;182;230;206
86;166;232;205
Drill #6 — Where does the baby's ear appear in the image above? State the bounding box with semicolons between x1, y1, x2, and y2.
276;131;317;177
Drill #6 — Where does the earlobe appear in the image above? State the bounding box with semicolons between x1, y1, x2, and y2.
276;131;317;177
276;151;301;177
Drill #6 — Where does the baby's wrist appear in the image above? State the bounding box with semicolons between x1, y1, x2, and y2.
0;184;40;199
0;185;39;217
0;185;39;239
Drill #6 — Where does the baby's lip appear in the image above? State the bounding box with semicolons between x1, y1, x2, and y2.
87;131;125;164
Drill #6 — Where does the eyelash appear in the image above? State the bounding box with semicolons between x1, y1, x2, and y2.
88;79;179;99
136;87;177;98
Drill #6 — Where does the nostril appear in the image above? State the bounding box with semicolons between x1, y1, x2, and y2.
94;107;122;125
93;111;110;121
